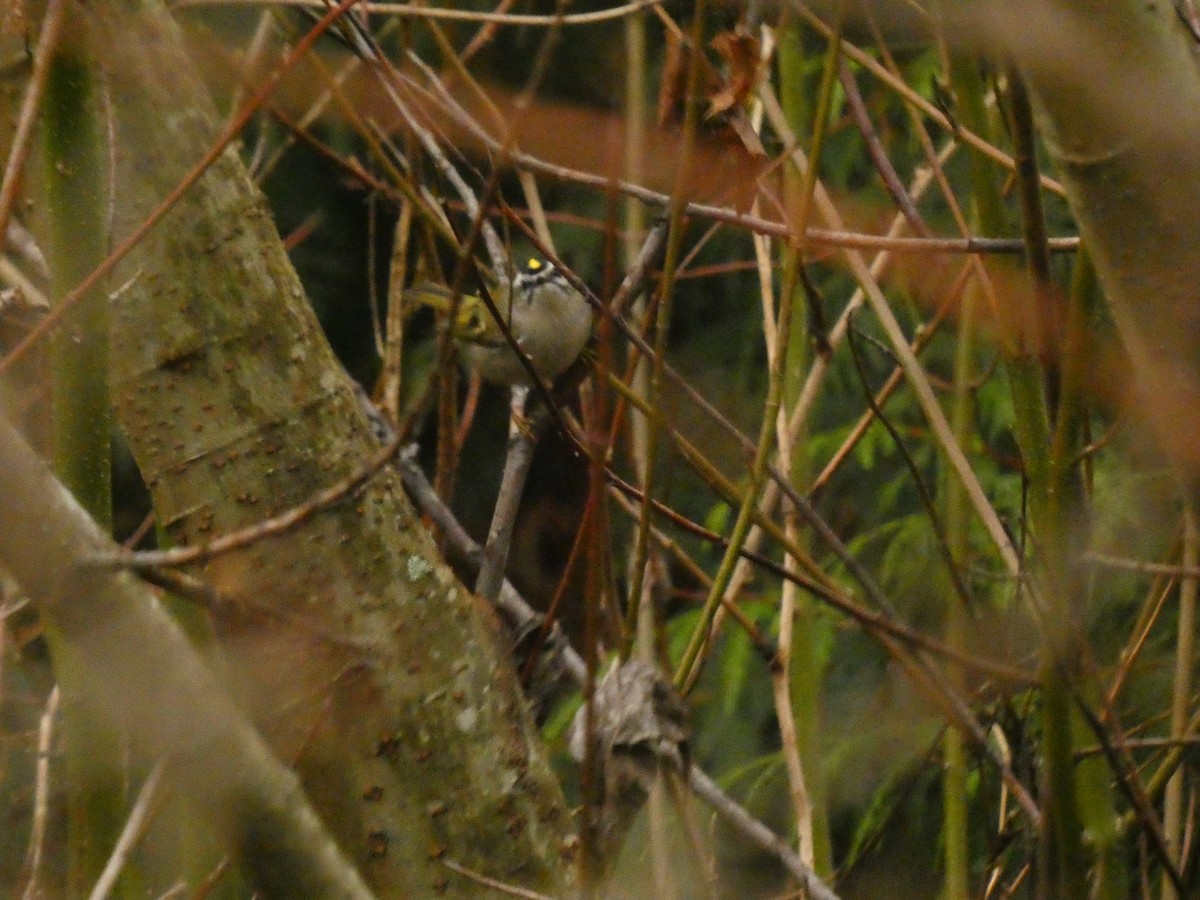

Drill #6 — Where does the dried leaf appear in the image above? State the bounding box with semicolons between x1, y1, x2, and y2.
707;28;761;119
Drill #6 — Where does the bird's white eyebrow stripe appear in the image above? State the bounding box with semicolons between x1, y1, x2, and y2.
516;266;560;288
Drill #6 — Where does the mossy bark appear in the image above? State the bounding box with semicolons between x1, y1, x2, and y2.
85;4;575;896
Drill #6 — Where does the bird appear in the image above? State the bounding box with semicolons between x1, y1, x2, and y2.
406;258;593;387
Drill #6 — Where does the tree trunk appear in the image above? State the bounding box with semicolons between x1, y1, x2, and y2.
85;3;576;896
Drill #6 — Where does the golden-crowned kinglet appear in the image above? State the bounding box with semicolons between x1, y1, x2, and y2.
408;258;593;386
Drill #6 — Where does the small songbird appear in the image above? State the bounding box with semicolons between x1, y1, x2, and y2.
407;258;593;386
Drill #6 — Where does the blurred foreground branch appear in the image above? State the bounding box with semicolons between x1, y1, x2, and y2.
0;416;374;900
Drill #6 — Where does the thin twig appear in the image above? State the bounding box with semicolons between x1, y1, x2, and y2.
810;261;970;494
18;686;59;900
1163;506;1196;889
88;421;404;571
475;388;543;602
88;759;168;900
756;158;817;873
396;52;1078;256
839;58;931;238
688;768;842;900
1087;551;1200;580
1077;735;1200;757
360;48;506;273
5;219;50;281
380;198;413;423
441;859;557;899
1105;565;1177;707
189;856;232;900
846;317;974;608
226;9;275;135
174;0;662;27
607;485;778;662
607;215;668;319
0;0;67;257
458;0;519;63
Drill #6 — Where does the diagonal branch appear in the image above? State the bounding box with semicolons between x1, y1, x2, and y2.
0;417;375;900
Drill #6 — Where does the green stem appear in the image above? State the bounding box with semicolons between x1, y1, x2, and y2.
940;234;979;900
776;11;833;876
1007;63;1105;900
1056;251;1126;899
628;0;707;651
673;250;797;691
675;13;841;694
47;34;110;521
937;48;1007;899
42;10;126;897
942;45;1099;899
